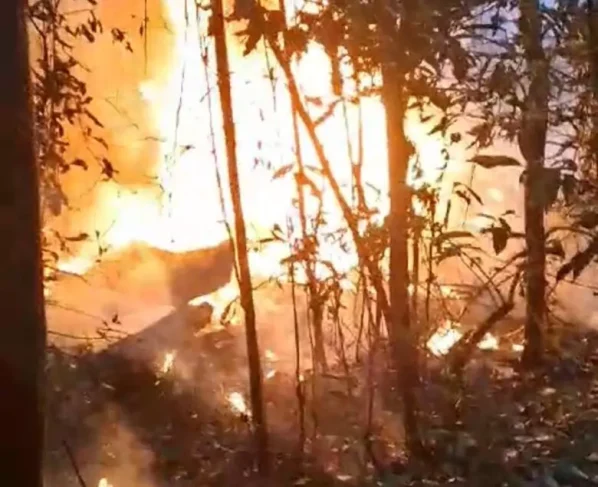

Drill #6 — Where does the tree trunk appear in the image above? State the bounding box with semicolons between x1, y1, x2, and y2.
0;0;47;484
519;0;549;367
380;66;423;454
211;0;269;474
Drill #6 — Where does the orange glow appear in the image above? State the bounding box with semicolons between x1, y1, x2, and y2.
78;0;453;278
52;0;466;316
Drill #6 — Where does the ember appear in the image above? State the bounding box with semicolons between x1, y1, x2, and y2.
161;351;176;374
228;392;250;417
427;321;463;356
478;333;499;351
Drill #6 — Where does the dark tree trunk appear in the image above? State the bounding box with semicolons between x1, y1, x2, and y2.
380;71;422;455
377;0;422;451
0;0;47;484
519;0;548;367
211;0;269;474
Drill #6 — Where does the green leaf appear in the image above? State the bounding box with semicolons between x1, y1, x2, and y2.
469;154;521;169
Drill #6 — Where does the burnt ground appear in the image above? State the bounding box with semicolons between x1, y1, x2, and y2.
43;310;598;487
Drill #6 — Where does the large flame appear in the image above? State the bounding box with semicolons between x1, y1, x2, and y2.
55;0;468;302
127;0;456;276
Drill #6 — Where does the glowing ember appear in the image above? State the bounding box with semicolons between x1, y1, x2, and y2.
98;479;113;487
56;257;93;275
512;343;524;353
427;321;463;356
439;285;457;298
189;282;240;326
478;333;499;351
161;351;176;374
228;392;250;417
264;349;278;362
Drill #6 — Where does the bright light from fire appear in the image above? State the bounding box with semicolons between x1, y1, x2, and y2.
107;0;458;279
161;351;176;374
264;349;278;361
50;0;471;327
427;321;463;356
98;479;113;487
228;392;250;417
478;333;499;351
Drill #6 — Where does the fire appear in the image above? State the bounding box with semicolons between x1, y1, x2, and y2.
427;320;463;356
427;321;503;356
264;349;278;362
228;391;250;417
55;257;94;275
104;0;457;277
478;333;499;351
265;369;277;380
50;0;471;328
98;479;113;487
161;351;176;374
188;281;240;326
512;343;524;352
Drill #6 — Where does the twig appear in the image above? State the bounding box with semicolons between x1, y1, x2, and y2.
62;439;88;487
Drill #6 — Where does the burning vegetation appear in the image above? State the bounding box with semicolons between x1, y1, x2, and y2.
4;0;598;485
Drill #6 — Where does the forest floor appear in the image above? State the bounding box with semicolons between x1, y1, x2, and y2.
43;320;598;487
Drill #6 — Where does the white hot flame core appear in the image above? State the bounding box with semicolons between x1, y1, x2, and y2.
228;392;250;417
427;321;463;357
161;351;176;374
478;333;499;351
427;322;504;356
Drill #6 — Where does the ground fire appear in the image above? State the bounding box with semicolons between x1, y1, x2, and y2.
28;0;598;485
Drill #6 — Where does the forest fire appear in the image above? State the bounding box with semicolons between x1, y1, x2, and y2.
17;0;598;483
228;391;250;417
478;333;499;351
161;351;176;374
427;321;463;356
49;0;460;285
427;321;501;356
